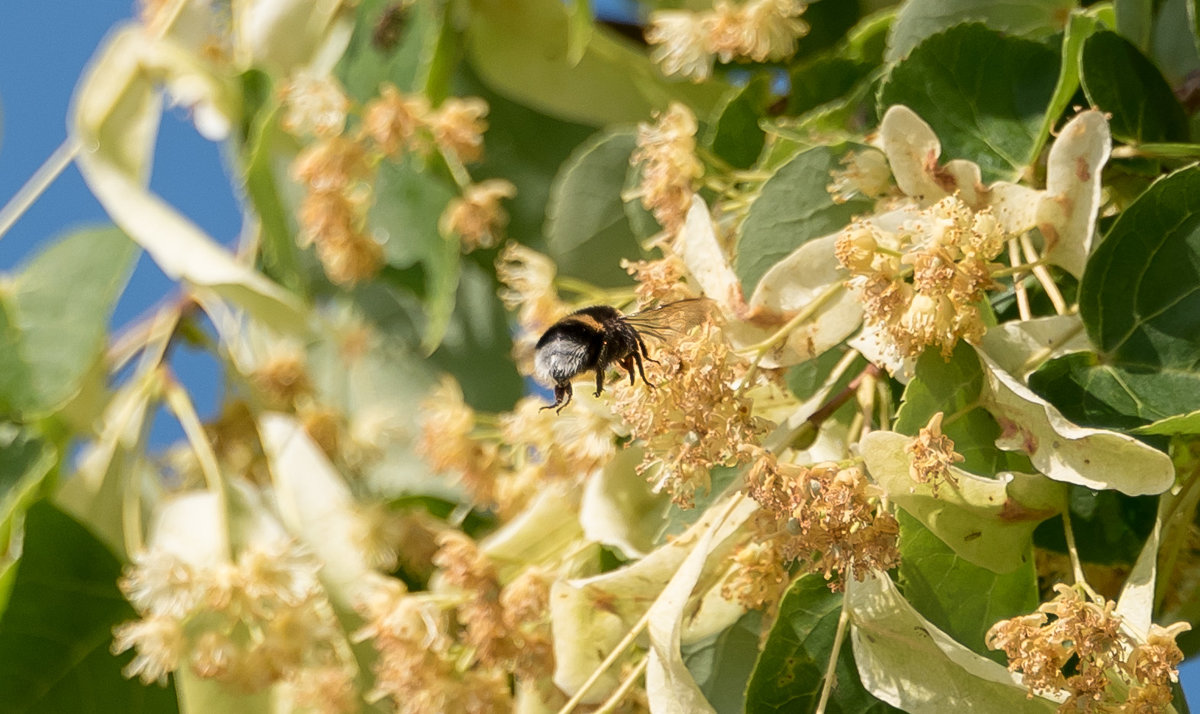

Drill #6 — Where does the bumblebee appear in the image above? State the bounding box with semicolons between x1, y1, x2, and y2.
534;299;711;413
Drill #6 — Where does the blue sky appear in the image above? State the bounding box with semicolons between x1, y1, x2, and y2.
1;3;1198;704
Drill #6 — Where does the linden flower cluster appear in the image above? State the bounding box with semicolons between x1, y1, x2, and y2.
363;85;515;251
417;374;615;515
904;411;963;495
735;452;900;597
286;77;511;284
647;0;810;81
610;321;764;508
416;376;502;507
628;103;704;240
986;584;1191;712
355;536;553;713
836;195;1006;359
112;541;356;712
292;133;383;286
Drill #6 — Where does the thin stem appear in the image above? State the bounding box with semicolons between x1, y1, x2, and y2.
163;371;232;559
593;655;648;714
1061;507;1100;601
1020;234;1068;315
1007;238;1031;321
0;138;81;241
1016;318;1084;375
555;608;654;714
939;399;982;429
736;281;846;355
816;600;851;714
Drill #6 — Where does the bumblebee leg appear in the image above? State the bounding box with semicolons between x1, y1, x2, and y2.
621;355;636;385
593;367;605;398
541;382;573;413
637;335;660;366
632;347;655;389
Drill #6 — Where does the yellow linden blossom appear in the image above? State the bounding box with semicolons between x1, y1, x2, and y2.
837;195;1007;359
629;102;704;240
361;83;432;157
279;72;350;138
610;321;763;507
647;0;810;80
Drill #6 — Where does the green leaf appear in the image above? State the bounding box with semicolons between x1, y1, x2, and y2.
897;511;1039;660
861;429;1066;573
0;501;178;714
894;345;1029;474
745;575;898;714
544;129;645;286
878;23;1060;182
736;145;873;294
886;0;1074;62
705;75;771;169
464;0;726;127
0;425;55;556
1029;351;1200;430
683;611;762;714
370;156;460;353
1079;29;1189;144
1150;0;1200;86
429;261;524;412
337;0;453;101
1034;487;1158;566
1115;0;1155;50
1080;164;1200;369
786;55;875;118
1031;11;1101;164
0;227;136;420
241;90;307;296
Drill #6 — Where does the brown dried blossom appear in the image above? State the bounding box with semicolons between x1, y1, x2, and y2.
439;179;518;252
623;254;696;306
986;584;1191;711
743;452;900;590
904;411;963;494
629;103;703;239
430;96;490;164
417;376;500;506
356;583;513;713
610;321;763;507
252;342;313;408
361;83;432;157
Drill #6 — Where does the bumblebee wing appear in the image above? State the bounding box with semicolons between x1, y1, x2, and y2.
624;298;714;341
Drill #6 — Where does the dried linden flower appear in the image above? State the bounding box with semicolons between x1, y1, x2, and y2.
361;83;432;157
904;411;963;494
987;584;1191;712
439;179;518;252
430;96;489;164
629;103;703;240
744;452;900;590
610;321;763;507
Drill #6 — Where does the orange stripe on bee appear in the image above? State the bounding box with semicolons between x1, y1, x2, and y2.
564;315;605;332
